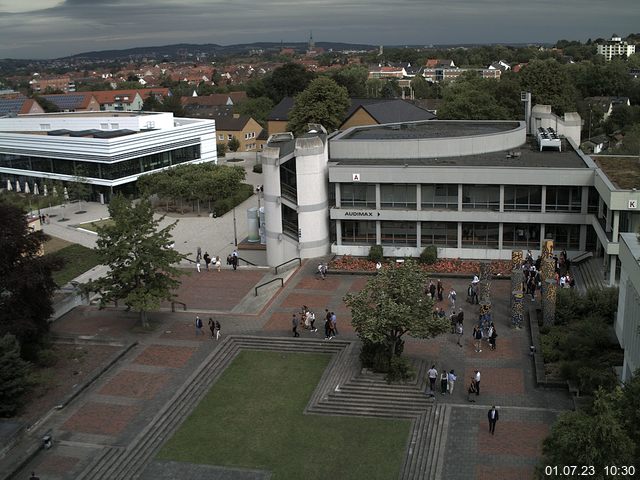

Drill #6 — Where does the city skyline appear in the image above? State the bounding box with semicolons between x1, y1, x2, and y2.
0;0;638;59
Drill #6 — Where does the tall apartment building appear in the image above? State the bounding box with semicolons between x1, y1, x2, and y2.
597;34;636;61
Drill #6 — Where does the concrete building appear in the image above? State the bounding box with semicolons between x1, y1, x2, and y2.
615;233;640;381
261;111;640;284
0;111;216;200
597;34;636;61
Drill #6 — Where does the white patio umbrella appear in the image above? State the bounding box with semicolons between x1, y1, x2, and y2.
43;184;48;197
24;182;30;194
15;180;21;193
6;179;12;191
63;187;69;201
52;186;58;197
33;183;39;195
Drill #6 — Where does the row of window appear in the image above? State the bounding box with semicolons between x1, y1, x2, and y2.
0;145;200;180
340;220;584;250
339;184;598;213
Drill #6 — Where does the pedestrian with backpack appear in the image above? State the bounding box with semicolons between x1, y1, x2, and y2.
195;316;203;336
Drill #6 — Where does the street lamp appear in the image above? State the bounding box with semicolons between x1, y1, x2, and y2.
232;206;238;247
256;185;262;210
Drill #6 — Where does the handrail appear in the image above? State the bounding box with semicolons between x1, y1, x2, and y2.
255;278;284;296
171;301;187;312
238;256;257;266
275;257;301;274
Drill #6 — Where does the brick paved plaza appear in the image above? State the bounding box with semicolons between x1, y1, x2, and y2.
12;261;573;480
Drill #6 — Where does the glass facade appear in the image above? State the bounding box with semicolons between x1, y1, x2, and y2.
340;183;376;208
503;185;542;212
0;145;200;181
341;220;376;245
421;222;458;247
279;159;297;202
281;204;299;239
462;185;500;211
544;224;580;249
421;184;458;210
380;184;417;209
381;221;417;245
462;223;499;248
545;186;582;212
502;223;540;248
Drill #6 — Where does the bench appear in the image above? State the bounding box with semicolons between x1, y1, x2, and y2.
571;251;593;265
567;379;580;397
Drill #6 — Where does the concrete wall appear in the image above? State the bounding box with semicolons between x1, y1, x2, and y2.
530;105;582;146
340;108;377;130
616;233;640;381
0;111;175;131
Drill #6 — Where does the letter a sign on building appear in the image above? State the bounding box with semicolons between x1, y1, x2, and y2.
352;173;361;182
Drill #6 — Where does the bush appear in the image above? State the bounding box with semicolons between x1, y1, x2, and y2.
368;244;383;263
419;245;438;265
217;142;227;157
360;341;391;372
35;349;58;368
0;334;32;417
385;356;415;383
253;163;263;173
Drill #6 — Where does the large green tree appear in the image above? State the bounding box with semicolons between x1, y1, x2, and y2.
85;196;184;327
0;334;32;417
0;201;59;360
287;77;350;134
330;65;368;98
519;59;579;114
263;63;316;103
343;260;449;359
235;96;274;127
438;72;510;120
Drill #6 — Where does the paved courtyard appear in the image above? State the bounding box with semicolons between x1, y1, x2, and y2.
9;260;572;480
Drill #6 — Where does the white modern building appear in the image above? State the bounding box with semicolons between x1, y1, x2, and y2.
597;34;636;61
615;233;640;381
0;111;216;199
262;109;640;284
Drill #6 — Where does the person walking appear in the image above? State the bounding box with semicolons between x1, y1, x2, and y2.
308;310;317;332
195;316;203;336
215;256;221;272
447;370;457;395
427;365;438;395
488;406;499;435
475;370;481;396
489;324;497;351
467;377;478;402
324;309;333;339
208;317;215;338
440;370;448;395
448;288;457;309
456;321;464;347
330;311;338;336
437;280;443;302
215;320;221;340
473;325;483;352
292;314;300;337
196;258;201;273
204;252;211;270
429;281;436;300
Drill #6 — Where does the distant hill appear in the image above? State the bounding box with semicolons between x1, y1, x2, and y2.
62;41;378;61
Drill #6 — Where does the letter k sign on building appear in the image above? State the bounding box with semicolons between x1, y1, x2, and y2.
352;173;361;182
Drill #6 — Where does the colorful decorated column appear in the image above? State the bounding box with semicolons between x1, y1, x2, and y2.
479;261;493;304
542;278;557;326
511;290;524;328
511;250;523;271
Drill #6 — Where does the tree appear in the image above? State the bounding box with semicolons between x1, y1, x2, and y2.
263;63;316;103
70;167;91;213
438;72;511;120
0;201;59;360
32;95;59;113
0;334;32;417
159;94;186;117
343;260;449;362
235;96;274;127
330;65;368;97
519;59;579;114
287;77;350;134
227;136;240;152
217;142;228;157
85;196;185;328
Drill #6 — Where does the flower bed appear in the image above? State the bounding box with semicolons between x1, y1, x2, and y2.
329;256;512;276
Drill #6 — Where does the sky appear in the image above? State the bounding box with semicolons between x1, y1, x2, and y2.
0;0;638;59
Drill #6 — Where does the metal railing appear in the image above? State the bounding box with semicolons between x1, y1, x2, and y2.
238;256;258;266
171;301;187;312
255;278;284;296
275;257;301;274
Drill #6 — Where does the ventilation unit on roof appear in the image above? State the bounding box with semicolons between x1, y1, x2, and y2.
536;127;562;152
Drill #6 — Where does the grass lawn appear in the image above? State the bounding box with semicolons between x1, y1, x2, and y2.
77;219;113;232
158;350;411;479
46;244;101;286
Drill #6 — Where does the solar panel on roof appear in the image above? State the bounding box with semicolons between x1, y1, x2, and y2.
42;94;85;110
0;99;25;115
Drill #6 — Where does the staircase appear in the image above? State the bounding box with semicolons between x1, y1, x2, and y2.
574;257;606;294
76;336;448;480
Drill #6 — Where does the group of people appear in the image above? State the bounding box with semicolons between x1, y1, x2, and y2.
522;249;575;300
195;315;221;340
472;322;498;352
194;246;227;273
292;306;338;340
426;365;457;396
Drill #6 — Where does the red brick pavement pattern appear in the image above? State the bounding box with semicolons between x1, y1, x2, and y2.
348;277;369;293
62;402;140;436
464;367;525;395
98;370;171;399
403;338;443;359
475;465;535;480
477;421;549;457
51;307;139;337
160;319;214;341
169;270;266;311
133;345;196;368
280;292;334;310
295;276;342;291
34;454;80;475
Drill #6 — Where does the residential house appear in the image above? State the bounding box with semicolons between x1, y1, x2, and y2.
0;96;45;116
425;59;456;69
29;75;75;93
597;34;636;61
40;93;101;112
181;92;247;109
368;65;407;80
488;60;511;71
212;110;263;152
586;96;631;121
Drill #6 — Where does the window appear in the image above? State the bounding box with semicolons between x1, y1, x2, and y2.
110;123;119;130
340;183;376;208
462;185;500;210
503;186;542;212
588;186;599;214
40;124;51;131
279;159;297;202
100;123;108;130
462;223;499;248
544;224;580;249
421;184;458;210
281;204;299;240
227;134;233;140
341;221;376;245
218;134;224;140
380;184;417;209
502;223;540;248
421;222;457;247
381;221;417;246
545;186;581;212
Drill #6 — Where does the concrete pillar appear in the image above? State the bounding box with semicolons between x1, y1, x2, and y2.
376;220;381;245
609;255;617;286
612;210;620;240
581;186;589;214
457;222;462;249
499;185;505;213
416;184;421;211
336;219;342;246
579;225;587;252
606;206;612;233
416;221;421;249
457;184;463;211
375;183;381;210
498;223;504;251
335;183;341;208
541;185;547;213
542;278;557;326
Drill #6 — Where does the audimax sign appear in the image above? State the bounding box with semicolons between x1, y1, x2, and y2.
343;211;381;217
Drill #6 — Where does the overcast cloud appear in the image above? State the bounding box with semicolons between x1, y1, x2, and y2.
0;0;637;59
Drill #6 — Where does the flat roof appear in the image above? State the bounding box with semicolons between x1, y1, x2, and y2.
331;137;588;169
592;155;640;190
340;120;520;140
17;111;160;118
